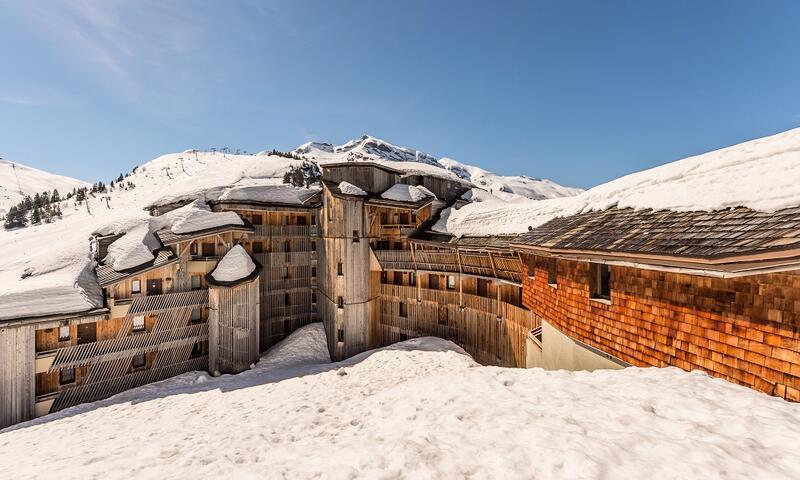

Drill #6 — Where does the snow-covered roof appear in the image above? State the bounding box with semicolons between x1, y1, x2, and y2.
380;184;435;203
216;184;320;206
337;181;367;196
435;128;800;237
209;245;257;284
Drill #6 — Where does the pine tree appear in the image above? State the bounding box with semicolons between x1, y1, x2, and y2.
51;189;60;203
31;206;42;224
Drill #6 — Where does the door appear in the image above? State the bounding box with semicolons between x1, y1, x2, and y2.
147;279;163;295
77;323;97;345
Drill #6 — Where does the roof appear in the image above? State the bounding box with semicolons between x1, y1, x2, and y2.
97;249;178;287
320;161;405;175
513;206;800;260
213;184;322;208
155;222;254;246
205;250;263;288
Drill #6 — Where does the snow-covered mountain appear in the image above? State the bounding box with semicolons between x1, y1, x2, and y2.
0;159;89;215
295;135;582;201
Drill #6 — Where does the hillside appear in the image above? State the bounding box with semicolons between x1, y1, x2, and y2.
295;135;582;201
0;159;89;215
2;323;798;480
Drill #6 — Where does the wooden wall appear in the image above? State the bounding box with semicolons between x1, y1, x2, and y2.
521;256;800;401
208;279;260;375
322;165;398;194
0;323;35;428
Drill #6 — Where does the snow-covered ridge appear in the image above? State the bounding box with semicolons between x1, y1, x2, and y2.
0;159;89;216
3;323;799;479
296;135;581;201
435;127;800;236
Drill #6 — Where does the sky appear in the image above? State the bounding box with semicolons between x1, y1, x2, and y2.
0;0;799;189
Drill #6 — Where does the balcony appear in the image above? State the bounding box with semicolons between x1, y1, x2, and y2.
413;251;459;273
373;250;414;271
254;225;315;238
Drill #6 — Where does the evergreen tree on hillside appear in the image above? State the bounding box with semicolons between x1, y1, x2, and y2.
31;206;42;224
51;189;60;203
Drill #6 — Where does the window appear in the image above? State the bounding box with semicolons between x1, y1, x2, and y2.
132;353;146;369
548;258;557;286
191;275;202;290
399;302;407;318
394;271;403;285
337;329;344;343
524;254;536;278
590;263;612;301
58;325;70;342
132;315;145;333
297;216;307;225
252;242;263;254
284;292;291;306
190;342;203;358
409;272;416;286
352;230;359;243
337;296;344;309
251;214;263;225
202;242;215;257
131;279;141;294
399;212;409;224
311;292;317;303
190;308;202;323
337;262;343;276
284;241;291;253
447;275;456;290
59;367;75;385
311;214;317;226
411;212;417;223
282;215;289;225
429;275;440;290
377;240;390;250
281;267;289;279
477;278;490;298
311;267;317;278
190;242;198;256
380;212;388;224
380;271;388;284
394;242;403;250
311;241;316;251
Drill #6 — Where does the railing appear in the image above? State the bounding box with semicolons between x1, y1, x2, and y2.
254;252;314;267
374;250;415;270
380;225;417;237
261;277;314;291
380;284;418;300
254;225;315;237
460;253;494;277
413;251;459;272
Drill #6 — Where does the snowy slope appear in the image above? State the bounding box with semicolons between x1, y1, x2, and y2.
0;151;306;320
295;135;582;201
0;159;89;215
436;127;800;236
3;323;799;480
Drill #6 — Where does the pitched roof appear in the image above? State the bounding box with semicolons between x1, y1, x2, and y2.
97;249;178;287
513;206;800;260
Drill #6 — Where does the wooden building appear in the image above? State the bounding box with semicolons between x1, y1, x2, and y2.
512;206;800;401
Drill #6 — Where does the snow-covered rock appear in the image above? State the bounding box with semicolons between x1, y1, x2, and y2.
2;323;799;479
210;245;256;283
337;181;367;196
0;159;89;216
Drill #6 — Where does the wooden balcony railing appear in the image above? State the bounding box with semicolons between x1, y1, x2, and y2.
413;251;460;272
254;225;317;237
374;250;415;270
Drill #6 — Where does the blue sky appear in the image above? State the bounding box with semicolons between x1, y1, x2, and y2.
0;1;799;189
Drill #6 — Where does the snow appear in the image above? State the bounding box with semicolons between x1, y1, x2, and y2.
0;151;304;320
3;323;800;479
436;128;800;236
381;183;435;203
103;223;160;271
0;159;89;216
210;245;256;283
165;198;243;234
217;183;320;205
337;181;367;196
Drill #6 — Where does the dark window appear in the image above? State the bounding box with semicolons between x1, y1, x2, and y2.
297;216;307;226
312;292;317;303
337;296;344;309
284;241;291;253
190;342;203;358
394;271;403;285
548;258;557;286
399;332;409;342
60;367;75;385
353;230;359;243
399;302;407;318
285;292;291;306
380;212;389;224
202;242;215;257
282;267;289;279
77;323;96;345
252;241;263;254
191;275;202;290
380;271;388;284
147;279;162;295
429;275;440;290
58;325;70;342
409;272;416;286
191;308;202;323
283;215;289;225
311;241;316;251
131;279;141;294
337;262;343;276
477;279;490;298
189;242;198;256
377;240;390;250
447;275;456;290
312;267;317;278
590;263;612;300
132;353;146;369
394;242;403;250
311;214;317;226
411;212;417;223
251;214;263;225
337;329;344;342
399;212;409;224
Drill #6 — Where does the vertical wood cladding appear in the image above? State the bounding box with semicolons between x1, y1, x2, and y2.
521;257;800;401
0;324;35;428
